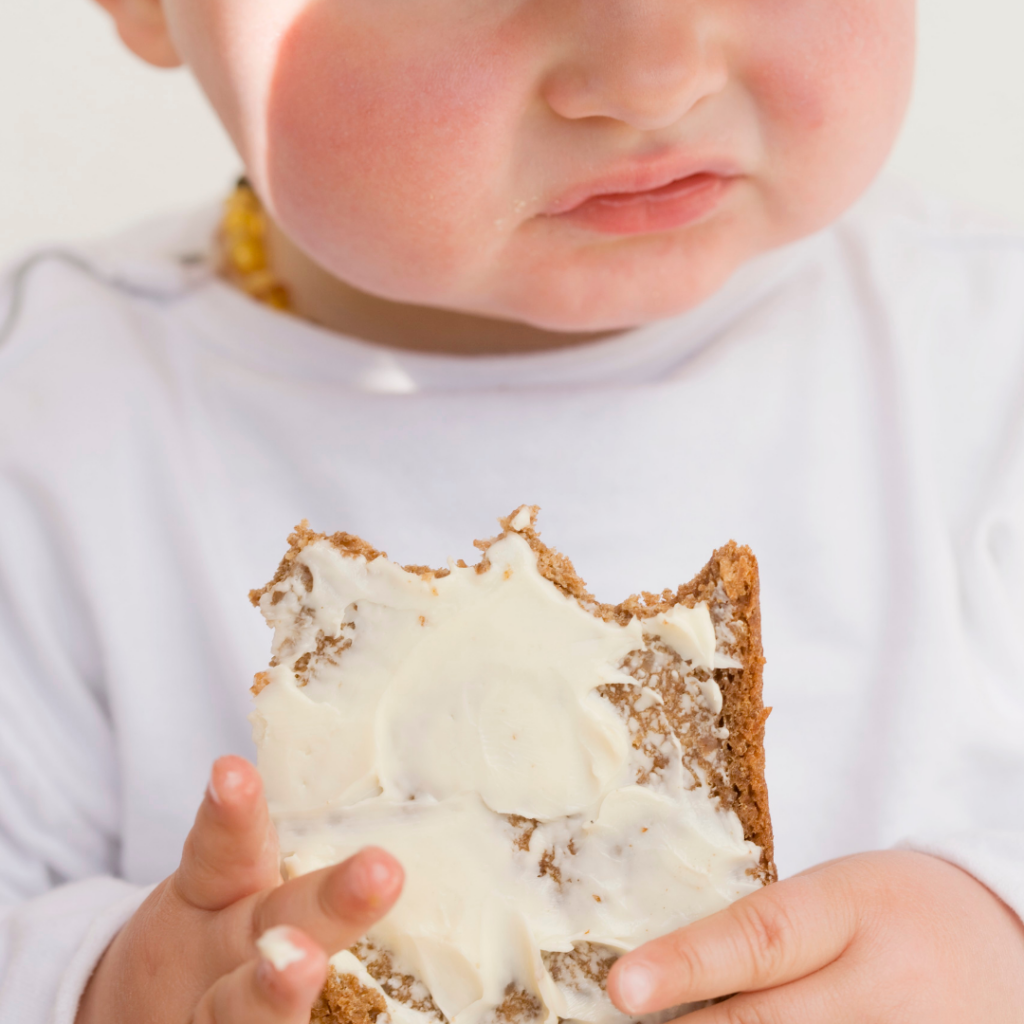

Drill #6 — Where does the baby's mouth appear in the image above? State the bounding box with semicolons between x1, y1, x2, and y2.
547;171;734;236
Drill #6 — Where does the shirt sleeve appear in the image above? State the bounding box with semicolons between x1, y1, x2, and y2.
0;879;151;1024
0;473;143;1022
901;832;1024;923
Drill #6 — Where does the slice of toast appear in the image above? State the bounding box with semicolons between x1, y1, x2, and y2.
250;507;774;1024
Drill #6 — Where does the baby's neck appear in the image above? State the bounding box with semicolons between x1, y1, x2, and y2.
265;218;619;357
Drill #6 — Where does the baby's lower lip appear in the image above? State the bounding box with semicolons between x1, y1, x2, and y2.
551;172;731;236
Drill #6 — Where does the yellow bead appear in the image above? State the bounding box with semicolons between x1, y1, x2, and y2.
218;184;291;316
231;240;266;274
223;207;262;236
266;288;291;311
244;269;278;293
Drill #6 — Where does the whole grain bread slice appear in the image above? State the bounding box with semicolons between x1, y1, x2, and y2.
252;508;774;1024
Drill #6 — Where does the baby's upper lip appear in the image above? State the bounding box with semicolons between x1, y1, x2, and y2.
543;152;742;216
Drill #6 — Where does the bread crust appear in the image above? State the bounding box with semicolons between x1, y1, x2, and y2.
675;542;774;881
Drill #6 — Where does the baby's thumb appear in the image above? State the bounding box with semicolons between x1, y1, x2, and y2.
175;755;282;911
194;926;328;1024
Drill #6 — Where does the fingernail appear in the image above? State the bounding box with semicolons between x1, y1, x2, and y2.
207;766;244;806
350;853;396;907
256;926;307;971
616;961;657;1014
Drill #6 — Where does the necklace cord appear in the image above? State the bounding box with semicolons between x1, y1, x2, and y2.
0;180;280;354
0;248;214;354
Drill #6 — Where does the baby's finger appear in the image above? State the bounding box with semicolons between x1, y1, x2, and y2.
175;756;281;911
671;957;860;1024
608;867;858;1010
248;846;404;957
194;926;328;1024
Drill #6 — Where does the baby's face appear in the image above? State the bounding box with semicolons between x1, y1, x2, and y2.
167;0;914;331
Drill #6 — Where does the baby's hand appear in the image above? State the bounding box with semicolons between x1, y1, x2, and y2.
607;850;1024;1023
76;756;403;1024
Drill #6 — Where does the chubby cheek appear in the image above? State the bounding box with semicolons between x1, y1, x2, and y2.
261;0;523;301
741;0;915;237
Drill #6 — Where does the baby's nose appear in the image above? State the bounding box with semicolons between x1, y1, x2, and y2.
540;0;728;131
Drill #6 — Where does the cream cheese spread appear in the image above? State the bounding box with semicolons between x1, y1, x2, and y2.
251;510;764;1024
256;926;308;971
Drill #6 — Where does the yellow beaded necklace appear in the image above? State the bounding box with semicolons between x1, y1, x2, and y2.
217;178;292;312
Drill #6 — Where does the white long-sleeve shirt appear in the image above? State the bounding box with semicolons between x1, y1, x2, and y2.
1;179;1023;1021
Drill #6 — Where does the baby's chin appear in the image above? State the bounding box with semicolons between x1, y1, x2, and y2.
344;266;739;339
442;217;777;335
495;280;727;334
475;246;755;335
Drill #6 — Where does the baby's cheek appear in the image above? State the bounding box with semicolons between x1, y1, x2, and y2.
747;0;911;108
263;0;517;295
742;0;914;229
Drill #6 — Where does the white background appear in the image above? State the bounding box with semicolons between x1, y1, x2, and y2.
2;0;1023;264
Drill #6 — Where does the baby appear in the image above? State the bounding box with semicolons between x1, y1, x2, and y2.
1;0;1023;1022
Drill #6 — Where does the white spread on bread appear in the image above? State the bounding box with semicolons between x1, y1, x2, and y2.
251;508;763;1024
